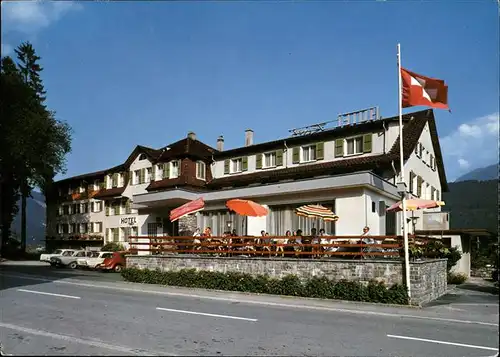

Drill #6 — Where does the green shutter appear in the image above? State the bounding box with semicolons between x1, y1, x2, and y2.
334;139;344;157
105;204;110;216
140;168;145;183
106;228;110;241
276;150;283;166
129;172;133;185
242;156;248;171
417;176;422;197
126;200;131;214
256;154;263;169
163;163;170;179
177;160;182;176
112;173;117;188
292;147;300;164
151;165;156;181
363;134;372;153
316;142;324;160
224;159;230;174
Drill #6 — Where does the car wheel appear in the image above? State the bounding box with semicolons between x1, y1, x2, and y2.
113;264;123;273
69;262;77;269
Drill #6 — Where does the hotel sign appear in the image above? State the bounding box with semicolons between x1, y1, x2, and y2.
120;217;137;226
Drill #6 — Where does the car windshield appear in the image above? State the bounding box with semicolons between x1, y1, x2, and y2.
102;253;113;259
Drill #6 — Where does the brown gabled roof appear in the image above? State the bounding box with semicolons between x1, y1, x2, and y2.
157;137;217;161
56;163;125;185
93;187;126;199
207;109;449;191
123;145;164;167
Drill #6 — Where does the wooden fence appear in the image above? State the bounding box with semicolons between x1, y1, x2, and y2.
127;235;407;259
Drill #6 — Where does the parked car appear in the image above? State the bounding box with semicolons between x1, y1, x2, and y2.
40;249;77;263
50;250;91;269
77;251;113;269
96;251;126;272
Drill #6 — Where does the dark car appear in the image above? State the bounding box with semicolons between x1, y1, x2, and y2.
96;251;126;272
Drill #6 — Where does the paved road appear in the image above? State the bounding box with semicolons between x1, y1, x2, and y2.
0;262;498;356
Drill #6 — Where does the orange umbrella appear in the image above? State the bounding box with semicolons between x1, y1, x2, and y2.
226;199;268;217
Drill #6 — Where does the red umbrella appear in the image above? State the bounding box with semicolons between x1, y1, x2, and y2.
170;198;205;222
226;199;268;217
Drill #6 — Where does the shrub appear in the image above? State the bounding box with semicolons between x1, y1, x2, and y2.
121;268;409;305
447;272;467;285
101;242;125;252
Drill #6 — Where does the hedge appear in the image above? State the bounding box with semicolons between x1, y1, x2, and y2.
121;268;409;305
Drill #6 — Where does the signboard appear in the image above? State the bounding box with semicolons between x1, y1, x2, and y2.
120;217;137;226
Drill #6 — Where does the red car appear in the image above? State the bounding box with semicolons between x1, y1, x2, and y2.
96;251;126;272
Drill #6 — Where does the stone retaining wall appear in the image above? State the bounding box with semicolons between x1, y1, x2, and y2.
126;255;448;305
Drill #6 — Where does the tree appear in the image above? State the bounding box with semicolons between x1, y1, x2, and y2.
0;42;72;255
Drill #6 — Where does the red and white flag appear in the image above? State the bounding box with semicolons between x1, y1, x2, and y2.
401;67;449;110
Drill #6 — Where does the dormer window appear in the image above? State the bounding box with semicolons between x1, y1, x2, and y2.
196;161;206;180
346;136;363;156
301;145;316;162
232;158;243;173
139;153;147;161
263;152;276;168
170;161;179;178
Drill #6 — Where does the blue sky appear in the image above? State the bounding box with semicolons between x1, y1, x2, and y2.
1;1;498;182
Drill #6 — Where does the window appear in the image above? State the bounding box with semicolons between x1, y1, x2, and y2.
73;203;80;214
70;223;77;234
96;201;102;212
419;143;424;157
82;203;88;214
147;222;159;236
114;202;121;215
139;153;147;161
232;158;242;173
62;224;69;234
79;223;87;234
88;223;93;233
95;222;103;233
409;171;415;194
264;152;276;168
63;205;69;215
156;164;163;180
301;145;317;162
134;170;140;185
345;136;363;156
146;168;152;182
93;180;99;191
430;155;436;171
58;206;63;216
126;200;132;214
122;227;132;242
57;224;63;234
111;174;118;188
196;161;206;180
170;161;179;178
113;228;120;242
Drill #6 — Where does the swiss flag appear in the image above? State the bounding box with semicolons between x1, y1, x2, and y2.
401;67;449;110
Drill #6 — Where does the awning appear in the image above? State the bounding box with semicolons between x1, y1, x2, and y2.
169;197;205;222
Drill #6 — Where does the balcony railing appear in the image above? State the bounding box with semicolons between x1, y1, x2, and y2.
128;235;404;259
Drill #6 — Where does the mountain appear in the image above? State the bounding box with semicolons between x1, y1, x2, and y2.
443;179;498;236
10;191;46;246
455;164;498;182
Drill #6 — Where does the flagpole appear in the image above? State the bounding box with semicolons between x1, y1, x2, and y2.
397;43;411;300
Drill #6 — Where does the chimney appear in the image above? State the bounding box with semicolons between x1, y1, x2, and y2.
245;129;254;147
216;135;224;151
187;131;196;141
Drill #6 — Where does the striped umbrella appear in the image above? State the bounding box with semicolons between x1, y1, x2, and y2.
295;204;339;222
386;199;445;212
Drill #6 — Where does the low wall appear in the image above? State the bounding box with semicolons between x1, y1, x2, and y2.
126;256;448;305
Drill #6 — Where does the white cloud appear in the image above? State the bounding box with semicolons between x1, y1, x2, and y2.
440;112;499;180
457;158;470;169
1;1;82;54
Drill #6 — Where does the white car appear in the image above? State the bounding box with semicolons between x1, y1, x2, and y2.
40;249;77;263
77;251;113;269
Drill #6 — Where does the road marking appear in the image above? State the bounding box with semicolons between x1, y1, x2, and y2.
17;289;81;300
0;321;176;356
2;272;498;327
387;334;499;351
156;307;258;322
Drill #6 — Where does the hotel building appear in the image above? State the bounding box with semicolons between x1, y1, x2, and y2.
45;108;449;249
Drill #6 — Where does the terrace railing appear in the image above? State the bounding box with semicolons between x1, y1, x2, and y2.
127;235;405;259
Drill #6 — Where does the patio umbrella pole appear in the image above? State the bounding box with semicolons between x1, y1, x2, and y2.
398;43;411;300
